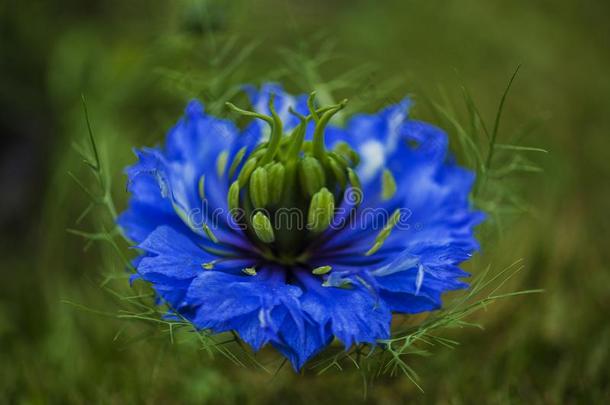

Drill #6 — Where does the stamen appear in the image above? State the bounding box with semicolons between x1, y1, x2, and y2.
328;151;349;168
347;168;363;205
203;224;219;243
333;141;360;166
322;272;353;289
202;260;218;270
381;169;397;201
242;267;257;276
216;150;229;178
365;209;401;256
312;265;332;275
227;146;247;179
237;157;258;187
327;155;347;188
198;175;206;200
249;146;268;160
228;180;240;211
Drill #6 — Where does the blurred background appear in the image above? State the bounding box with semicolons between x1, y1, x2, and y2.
1;0;609;403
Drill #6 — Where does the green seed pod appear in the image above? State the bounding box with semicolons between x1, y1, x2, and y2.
252;211;275;243
228;180;240;211
307;187;335;233
299;156;326;197
267;162;286;204
237;157;258;187
249;167;269;208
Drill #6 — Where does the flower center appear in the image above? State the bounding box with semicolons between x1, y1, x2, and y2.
223;93;363;265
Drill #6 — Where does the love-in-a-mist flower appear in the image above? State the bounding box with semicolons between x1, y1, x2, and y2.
118;84;484;369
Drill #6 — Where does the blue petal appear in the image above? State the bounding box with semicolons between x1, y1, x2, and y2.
371;247;470;313
323;103;483;265
116;170;189;243
378;291;441;314
187;268;303;351
387;159;485;253
134;226;253;310
137;225;213;279
345;98;412;183
272;319;331;371
165;100;237;164
118;100;253;248
295;271;391;348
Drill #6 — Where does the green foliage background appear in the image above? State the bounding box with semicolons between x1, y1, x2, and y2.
1;0;609;403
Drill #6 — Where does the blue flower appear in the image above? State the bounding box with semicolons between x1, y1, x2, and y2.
118;84;484;370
